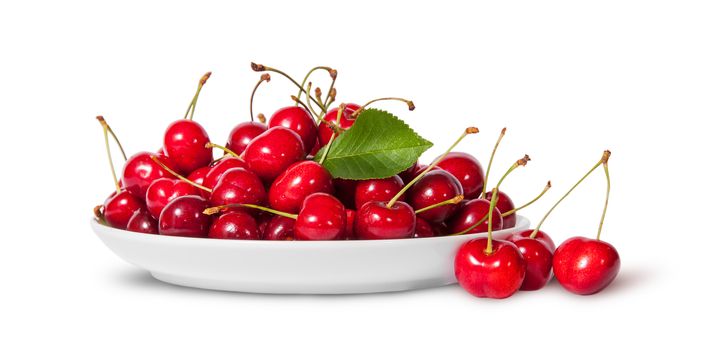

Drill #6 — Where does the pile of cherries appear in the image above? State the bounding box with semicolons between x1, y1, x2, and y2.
94;63;620;299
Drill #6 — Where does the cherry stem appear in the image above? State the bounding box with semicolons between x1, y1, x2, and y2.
184;72;211;120
386;127;479;208
480;127;506;199
306;82;322;119
96;116;122;193
485;188;500;254
296;66;333;107
323;71;337;107
149;155;212;193
257;113;267;124
250;73;271;122
597;154;611;240
203;203;298;219
205;142;241;160
500;181;551;217
415;195;464;214
350;97;415;119
317;105;345;165
530;150;610;239
251;62;325;110
291;95;340;131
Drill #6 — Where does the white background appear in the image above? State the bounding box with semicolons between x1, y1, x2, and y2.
1;0;701;348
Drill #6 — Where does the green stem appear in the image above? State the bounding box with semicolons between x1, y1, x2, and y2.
203;203;298;219
251;63;325;110
415;195;463;214
350;97;415;119
250;73;270;122
597;162;611;240
184;72;211;120
150;155;212;193
305;82;322;119
499;181;551;217
205;142;241;160
296;66;332;106
480;127;506;199
96;116;121;193
485;188;499;254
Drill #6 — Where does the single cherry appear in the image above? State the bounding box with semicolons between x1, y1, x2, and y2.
145;178;199;218
187;166;211;198
268;160;334;213
241;126;306;183
354;175;405;209
103;191;146;230
209;168;267;210
158;195;211;238
484;190;516;228
504;236;553;291
294;193;346;240
412;217;435;238
317;103;360;146
202;155;248;191
408;169;463;223
126;208;158;234
227;122;267;155
447;198;503;234
268;106;318;154
435;152;484;200
208;211;261;240
262;216;295;241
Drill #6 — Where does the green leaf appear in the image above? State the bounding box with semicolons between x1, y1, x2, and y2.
314;108;433;180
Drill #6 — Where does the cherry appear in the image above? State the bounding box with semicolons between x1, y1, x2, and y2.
412;217;435;238
202;155;248;191
294;193;346;240
122;151;177;199
126;208;158;234
262;216;295;241
408;169;463;223
208;211;261;240
454;187;526;299
318;103;360;146
145;178;199;218
505;236;553;291
209;168;267;210
398;162;418;184
226;122;268;155
506;230;556;253
435;152;484;200
268;160;334;213
484;190;516;228
268;106;318;154
158;195;211;238
241;126;306;183
355;201;416;240
187;166;211;198
354;175;405;209
333;178;358;209
344;209;356;240
446;198;503;234
103;191;146;230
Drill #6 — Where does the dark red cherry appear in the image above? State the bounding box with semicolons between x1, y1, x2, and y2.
208;211;261;240
308;137;322;157
333;178;358;209
294;193;346;240
398;162;418;184
122;151;177;199
262;216;295;241
226;121;267;155
126;208;157;234
505;235;553;291
268;106;318;154
187;166;211;198
103;191;146;229
209;168;267;210
446;198;503;234
436;152;484;199
344;209;356;240
202;156;248;191
454;238;526;299
241;126;306;183
268;161;334;213
317;103;361;146
163;119;213;174
485;190;516;228
354;175;405;209
355;201;416;240
408;169;463;223
412;217;435;238
158;195;210;238
145;178;199;218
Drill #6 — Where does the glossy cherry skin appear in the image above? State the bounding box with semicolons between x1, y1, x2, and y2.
268;161;334;213
553;237;621;295
412;217;435;238
354;175;405;209
268;106;318;154
209;168;267;210
355;201;416;240
333;179;358;209
344;209;356;240
208;211;261;240
226;121;267;155
446;198;503;234
122;151;177;199
187;166;211;198
163;119;213;174
436;152;484;200
103;191;146;229
408;169;463;223
454;238;526;299
262;216;295;241
317;103;360;146
505;236;553;291
158;195;210;238
202;156;248;191
241;126;306;183
145;178;199;218
505;230;556;252
294;193;346;240
485;190;516;228
126;209;158;234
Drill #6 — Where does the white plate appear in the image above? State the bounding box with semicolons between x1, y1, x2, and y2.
91;216;530;294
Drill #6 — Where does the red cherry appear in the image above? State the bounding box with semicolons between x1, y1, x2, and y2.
333;178;358;209
226;121;267;155
208;211;261;240
126;208;158;234
163;119;213;174
553;237;620;295
187;166;211;198
344;209;356;240
294;193;346;240
158;195;211;238
317;103;360;146
262;216;295;241
354;175;405;209
122;151;177;199
145;178;199;218
398;162;418;184
454;238;526;298
209;168;267;210
268;161;334;213
408;169;463;223
355;201;416;240
505;235;553;290
241;126;306;183
435;152;485;200
202;156;248;191
446;199;503;234
485;190;516;228
103;191;146;230
412;217;435;238
507;230;556;252
309;137;322;157
268;106;318;154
